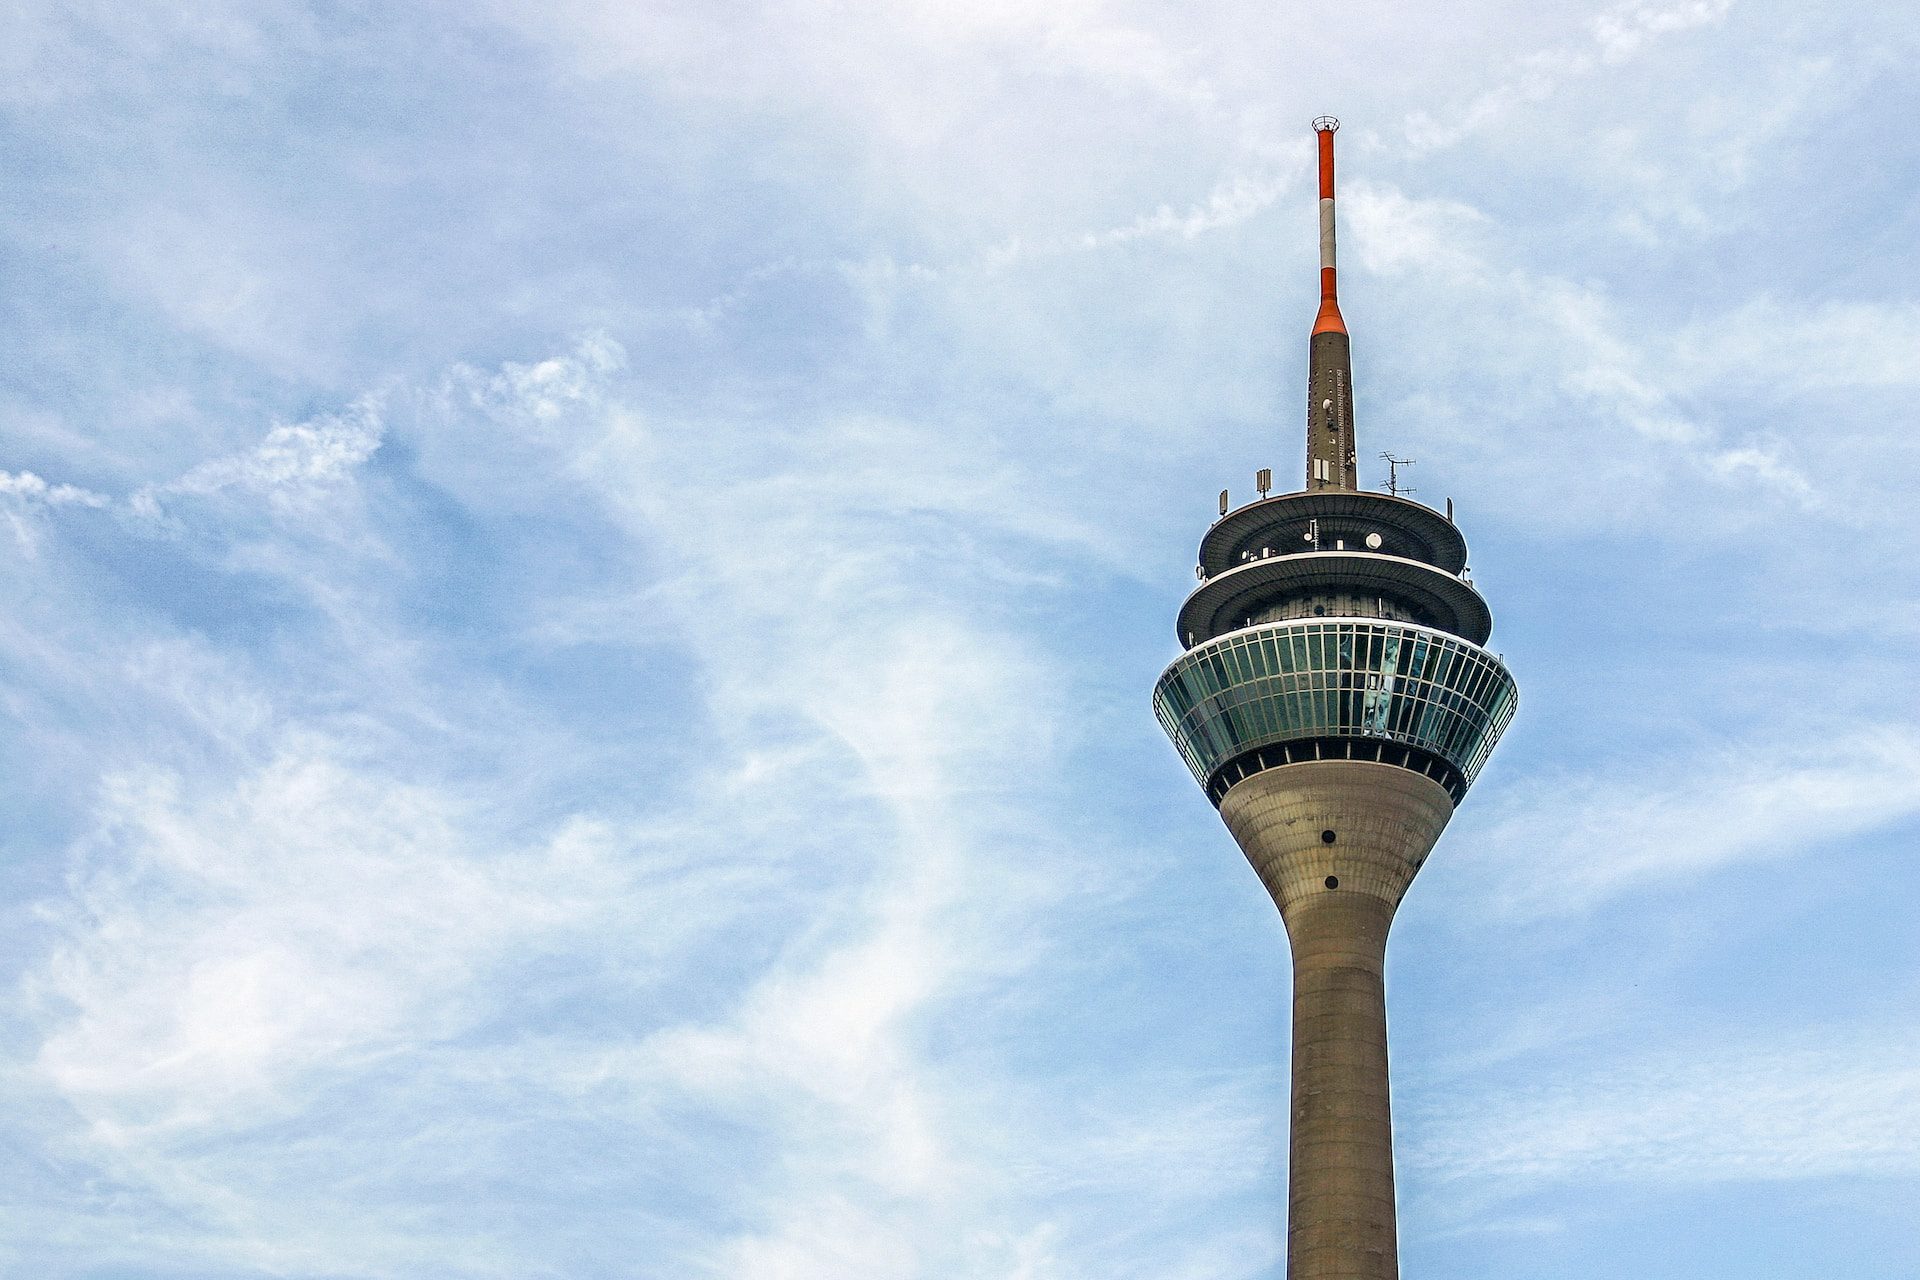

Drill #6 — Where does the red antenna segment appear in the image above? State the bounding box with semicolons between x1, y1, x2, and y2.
1312;116;1345;337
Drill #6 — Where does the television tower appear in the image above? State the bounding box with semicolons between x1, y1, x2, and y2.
1152;118;1518;1279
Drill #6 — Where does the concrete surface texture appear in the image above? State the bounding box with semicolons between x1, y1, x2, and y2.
1218;761;1455;1280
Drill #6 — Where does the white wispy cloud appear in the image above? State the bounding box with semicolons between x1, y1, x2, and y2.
3;336;1090;1276
0;470;111;552
1404;0;1737;152
438;342;1079;1274
1074;172;1297;250
1410;1025;1920;1188
508;0;1216;110
1593;0;1736;63
1452;730;1920;918
0;0;292;107
0;403;386;551
0;470;110;506
1676;297;1920;391
34;751;629;1140
4;347;861;1274
1338;181;1839;517
128;402;385;527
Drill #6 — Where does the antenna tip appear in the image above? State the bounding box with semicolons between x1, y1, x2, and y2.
1312;115;1340;133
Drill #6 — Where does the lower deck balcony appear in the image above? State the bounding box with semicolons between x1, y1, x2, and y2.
1152;618;1518;805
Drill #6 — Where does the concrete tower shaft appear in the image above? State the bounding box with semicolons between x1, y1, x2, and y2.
1220;762;1454;1280
1151;116;1518;1280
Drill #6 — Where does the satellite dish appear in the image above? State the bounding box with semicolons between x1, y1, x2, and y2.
1365;532;1383;550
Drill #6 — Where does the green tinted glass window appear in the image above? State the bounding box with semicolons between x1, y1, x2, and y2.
1153;619;1516;796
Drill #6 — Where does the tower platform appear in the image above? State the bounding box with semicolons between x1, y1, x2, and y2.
1152;116;1519;1280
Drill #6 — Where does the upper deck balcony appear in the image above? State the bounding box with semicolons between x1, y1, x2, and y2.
1178;548;1492;648
1199;489;1467;578
1179;488;1491;649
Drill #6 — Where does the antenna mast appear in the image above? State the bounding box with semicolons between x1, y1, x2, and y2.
1379;452;1416;498
1305;117;1358;493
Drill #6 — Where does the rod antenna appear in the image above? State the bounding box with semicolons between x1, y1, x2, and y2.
1379;452;1416;498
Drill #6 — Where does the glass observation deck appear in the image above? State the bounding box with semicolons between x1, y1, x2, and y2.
1153;618;1518;805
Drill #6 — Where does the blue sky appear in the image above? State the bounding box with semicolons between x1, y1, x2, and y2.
2;1;1917;1276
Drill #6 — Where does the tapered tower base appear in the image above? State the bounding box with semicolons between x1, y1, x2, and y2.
1218;761;1455;1280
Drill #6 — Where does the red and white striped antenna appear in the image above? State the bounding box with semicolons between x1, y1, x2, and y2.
1312;116;1345;338
1305;116;1357;490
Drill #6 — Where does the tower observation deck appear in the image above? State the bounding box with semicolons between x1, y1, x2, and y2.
1151;118;1517;1279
